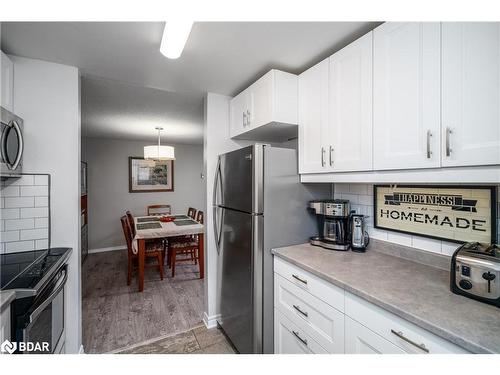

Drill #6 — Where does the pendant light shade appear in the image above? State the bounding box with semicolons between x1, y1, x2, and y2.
144;127;175;160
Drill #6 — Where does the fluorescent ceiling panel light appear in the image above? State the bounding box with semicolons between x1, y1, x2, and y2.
160;21;193;59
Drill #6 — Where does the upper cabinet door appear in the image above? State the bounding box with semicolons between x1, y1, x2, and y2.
329;32;373;172
298;58;329;174
247;71;273;129
229;90;250;138
373;23;441;170
1;51;14;112
442;22;500;167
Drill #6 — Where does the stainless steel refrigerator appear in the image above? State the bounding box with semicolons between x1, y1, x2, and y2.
213;144;330;353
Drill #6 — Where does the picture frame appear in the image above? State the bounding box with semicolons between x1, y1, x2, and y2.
128;156;174;193
373;185;497;244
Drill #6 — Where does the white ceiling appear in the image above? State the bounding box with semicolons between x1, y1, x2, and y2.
1;21;381;143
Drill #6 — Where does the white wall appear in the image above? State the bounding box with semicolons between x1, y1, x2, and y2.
81;137;204;250
203;93;253;325
334;183;500;255
12;55;81;354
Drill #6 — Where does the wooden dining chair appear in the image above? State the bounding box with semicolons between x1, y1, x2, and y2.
121;215;164;285
187;207;197;219
168;210;203;277
147;204;171;216
126;210;166;266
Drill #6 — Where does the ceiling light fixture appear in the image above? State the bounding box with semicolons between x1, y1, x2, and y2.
144;127;175;160
159;21;193;59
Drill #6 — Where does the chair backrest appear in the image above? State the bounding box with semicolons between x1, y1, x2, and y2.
126;210;135;237
196;210;204;224
147;204;171;216
120;215;133;256
187;207;197;219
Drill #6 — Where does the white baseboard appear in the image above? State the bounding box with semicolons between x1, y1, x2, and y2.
203;312;221;329
88;245;126;254
78;345;85;354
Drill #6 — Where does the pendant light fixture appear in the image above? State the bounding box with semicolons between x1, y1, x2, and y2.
144;127;175;161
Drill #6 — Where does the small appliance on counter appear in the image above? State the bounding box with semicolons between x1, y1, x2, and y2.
350;214;370;252
450;242;499;308
308;199;351;251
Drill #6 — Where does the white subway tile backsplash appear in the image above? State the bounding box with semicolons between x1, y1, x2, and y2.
387;232;413;247
335;184;350;194
0;220;3;232
34;175;49;185
412;236;442;253
0;198;3;209
441;241;461;256
358;194;373;206
35;217;49;228
9;175;34;186
20;185;49;197
340;193;359;204
5;218;34;231
368;227;388;241
35;239;49;250
0;208;19;219
20;228;49;241
0;230;20;243
1;185;20;197
4;196;35;208
349;184;368;195
20;207;49;218
5;240;35;253
35;197;49;207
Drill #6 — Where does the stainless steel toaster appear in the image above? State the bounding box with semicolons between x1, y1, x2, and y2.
450;242;500;308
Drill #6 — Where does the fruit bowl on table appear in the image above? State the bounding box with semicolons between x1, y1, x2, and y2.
159;216;174;223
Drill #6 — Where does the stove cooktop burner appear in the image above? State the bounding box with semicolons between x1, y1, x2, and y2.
0;248;70;290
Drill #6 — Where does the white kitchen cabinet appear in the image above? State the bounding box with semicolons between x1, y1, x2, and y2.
230;69;297;142
298;58;329;174
373;22;441;170
328;32;373;172
1;51;14;112
345;317;406;354
442;22;500;167
274;309;328;354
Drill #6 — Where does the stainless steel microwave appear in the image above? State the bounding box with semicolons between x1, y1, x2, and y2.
1;106;24;178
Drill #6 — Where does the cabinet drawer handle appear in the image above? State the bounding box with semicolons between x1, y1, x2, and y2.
426;130;432;159
293;304;308;317
390;329;429;353
246;109;251;125
292;330;308;346
329;145;334;166
292;274;308;284
445;127;452;157
321;147;325;167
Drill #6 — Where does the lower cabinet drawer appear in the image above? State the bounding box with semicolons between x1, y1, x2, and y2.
345;316;406;354
274;273;344;353
345;292;469;354
274;309;328;354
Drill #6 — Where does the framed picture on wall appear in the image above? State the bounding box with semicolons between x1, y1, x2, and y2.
128;157;174;193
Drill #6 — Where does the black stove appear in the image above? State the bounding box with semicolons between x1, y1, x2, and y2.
1;248;70;291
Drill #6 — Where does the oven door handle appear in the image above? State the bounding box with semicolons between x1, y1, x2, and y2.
28;268;67;324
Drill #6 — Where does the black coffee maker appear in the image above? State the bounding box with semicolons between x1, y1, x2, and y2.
308;199;351;251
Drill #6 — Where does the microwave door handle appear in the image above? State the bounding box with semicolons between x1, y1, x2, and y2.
28;269;67;324
10;120;24;170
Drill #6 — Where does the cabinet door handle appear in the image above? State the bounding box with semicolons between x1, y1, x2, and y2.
445;127;452;157
292;274;308;285
292;330;308;346
243;112;247;126
293;304;308;317
390;329;429;353
329;146;334;166
321;147;325;167
426;130;432;159
246;110;251;125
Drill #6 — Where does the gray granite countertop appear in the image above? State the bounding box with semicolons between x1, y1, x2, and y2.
0;290;16;312
272;240;500;354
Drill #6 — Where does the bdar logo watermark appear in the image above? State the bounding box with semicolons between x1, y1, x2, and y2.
1;339;50;354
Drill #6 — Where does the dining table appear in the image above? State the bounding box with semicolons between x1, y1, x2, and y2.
133;215;205;292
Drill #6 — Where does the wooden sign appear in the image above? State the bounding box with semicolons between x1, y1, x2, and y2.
374;185;496;243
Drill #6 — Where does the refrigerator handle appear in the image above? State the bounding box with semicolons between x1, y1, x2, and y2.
213;157;222;254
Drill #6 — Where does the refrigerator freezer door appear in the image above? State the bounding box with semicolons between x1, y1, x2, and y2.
218;208;259;353
218;145;264;214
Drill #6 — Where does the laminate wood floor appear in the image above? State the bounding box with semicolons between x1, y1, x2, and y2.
82;250;204;354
